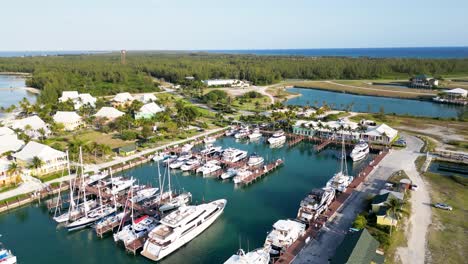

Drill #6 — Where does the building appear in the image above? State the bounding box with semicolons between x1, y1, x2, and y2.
117;143;137;156
52;111;83;131
59;91;79;102
12;141;67;176
331;229;384;264
0;159;20;186
0;134;25;156
136;93;157;104
292;119;361;140
442;88;467;98
0;127;15;136
135;102;164;120
372;192;404;226
94;107;125;122
362;124;398;145
10;115;50;139
59;91;97;110
409;74;439;88
203;79;236;87
112;92;134;106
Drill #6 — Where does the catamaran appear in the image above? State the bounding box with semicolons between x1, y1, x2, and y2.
264;219;306;255
141;199;227;261
224;247;270;264
267;130;286;145
296;187;335;222
350;140;370;162
326;133;354;192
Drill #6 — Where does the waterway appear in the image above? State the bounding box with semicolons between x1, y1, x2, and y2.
0;74;36;111
286;87;466;118
0;137;375;264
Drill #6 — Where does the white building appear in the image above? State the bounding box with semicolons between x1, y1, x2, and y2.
203;79;248;87
59;91;79;102
12;141;67;176
0;127;15;136
58;91;97;110
112;92;134;105
10;115;51;139
135;102;165;120
136;93;157;104
53;111;83;131
0;134;25;156
443;88;467;98
362;124;398;144
94;107;125;121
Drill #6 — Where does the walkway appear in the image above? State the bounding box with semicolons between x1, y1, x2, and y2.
325;81;436;96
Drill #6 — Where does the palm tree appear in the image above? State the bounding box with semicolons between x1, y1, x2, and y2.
31;156;44;170
7;162;22;185
385;198;407;234
37;128;47;141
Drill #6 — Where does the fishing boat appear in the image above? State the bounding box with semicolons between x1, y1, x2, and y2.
223;148;248;163
180;158;201;171
141;199;227;261
0;240;16;264
326;134;353;192
233;168;252;184
296;187;335;222
247;153;264;167
220;168;237;180
224;247;270;264
350;140;369;162
248;128;262;140
200;144;223;156
203;136;216;144
267;130;286;145
264;219;306;255
114;215;159;245
159;192;192;212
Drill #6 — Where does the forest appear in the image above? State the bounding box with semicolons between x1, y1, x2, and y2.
1;52;467;104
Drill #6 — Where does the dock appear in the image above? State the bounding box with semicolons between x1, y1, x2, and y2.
287;136;304;148
314;139;332;152
240;159;284;185
125;237;146;255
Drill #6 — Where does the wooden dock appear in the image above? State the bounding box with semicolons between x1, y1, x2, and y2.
125;237;146;255
240;159;284;185
314;139;332;152
287;136;304;148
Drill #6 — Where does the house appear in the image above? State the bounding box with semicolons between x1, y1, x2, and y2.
0;134;25;156
112;92;134;106
12;141;67;176
0;127;15;136
10;115;50;139
292;119;361;140
362;124;398;145
0;159;20;186
372;192;404;226
59;91;79;102
410;74;438;88
135;102;164;120
117;144;137;156
331;229;384;264
442;88;467;98
53;111;83;131
94;107;125;122
59;91;97;110
136;93;157;104
203;79;237;87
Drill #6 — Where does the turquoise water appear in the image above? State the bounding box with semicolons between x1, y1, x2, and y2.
0;75;36;109
0;138;375;264
287;87;466;118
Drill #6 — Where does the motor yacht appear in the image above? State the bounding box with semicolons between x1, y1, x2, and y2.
220;168;237;180
296;187;335;222
248;128;262;140
114;215;159;245
264;219;306;255
159;192;192;212
267;130;286;145
350;140;370;162
224;247;270;264
180;158;201;171
223;148;248;163
247;153;264;167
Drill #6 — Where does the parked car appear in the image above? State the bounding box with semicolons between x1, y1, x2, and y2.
411;184;419;191
434;203;453;211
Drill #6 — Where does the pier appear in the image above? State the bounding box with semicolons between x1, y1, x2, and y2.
240;159;284;185
314;139;332;152
125;237;146;255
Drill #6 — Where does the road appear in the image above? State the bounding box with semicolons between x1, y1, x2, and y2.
324;81;436;96
293;134;427;264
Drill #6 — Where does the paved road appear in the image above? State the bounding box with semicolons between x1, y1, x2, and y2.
293;134;425;264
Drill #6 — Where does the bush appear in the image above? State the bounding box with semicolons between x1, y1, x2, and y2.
120;130;138;140
353;214;368;229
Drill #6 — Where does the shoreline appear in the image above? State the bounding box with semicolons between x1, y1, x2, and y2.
0;72;32;76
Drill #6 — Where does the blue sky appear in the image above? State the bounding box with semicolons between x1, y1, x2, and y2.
1;0;468;51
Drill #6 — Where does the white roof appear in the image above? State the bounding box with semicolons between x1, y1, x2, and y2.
0;127;15;136
11;115;48;131
94;107;125;119
0;158;11;173
113;92;134;102
53;111;82;123
0;135;25;155
12;141;66;163
139;102;164;115
59;91;79;101
136;93;157;103
444;88;467;95
78;93;97;104
365;123;398;139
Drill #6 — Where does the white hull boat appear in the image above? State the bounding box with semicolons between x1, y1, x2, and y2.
66;205;116;231
264;219;306;255
223;148;248;163
180;159;201;171
350;140;370;162
268;130;286;145
224;247;270;264
233;168;252;184
53;199;97;223
203;136;216;144
132;188;159;203
181;144;193;152
297;187;335;222
220;168;237;180
114;215;159;245
159;192;192;212
247;154;264;167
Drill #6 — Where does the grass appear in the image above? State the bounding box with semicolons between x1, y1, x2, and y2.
446;140;468;152
0;184;20;193
424;172;468;264
418;136;437;153
231;96;270;112
67;130;130;149
35;171;69;183
414;156;426;173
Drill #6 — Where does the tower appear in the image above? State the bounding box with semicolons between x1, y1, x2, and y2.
120;50;126;65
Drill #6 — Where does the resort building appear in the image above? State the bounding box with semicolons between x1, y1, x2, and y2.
135;102;164;120
112;92;134;106
0;127;15;136
59;91;79;102
59;91;97;110
0;134;25;156
409;74;439;88
94;107;125;122
331;229;384;264
12;141;67;176
52;111;83;131
10;115;51;139
0;159;20;186
362;124;398;145
136;93;157;104
442;88;467;98
203;79;248;87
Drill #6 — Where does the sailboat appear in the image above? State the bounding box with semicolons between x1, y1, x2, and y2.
326;132;354;192
159;160;192;212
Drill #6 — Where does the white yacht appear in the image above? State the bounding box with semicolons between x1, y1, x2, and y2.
152;152;168;162
223;148;248;163
181;143;194;152
86;171;109;185
248;128;262;140
66;205;116;231
247;153;264;167
159;192;192;212
225;128;237;137
297;187;335;222
267;130;286;145
180;158;201;171
224;247;270;264
234;129;250;139
0;242;16;264
326;172;354;193
233;168;253;184
132;187;159;203
95;212;126;232
169;160;185;169
53;199;97;223
141;199;227;261
350;140;370;162
196;160;222;176
163;155;178;165
264;219;306;255
114;215;159;245
204;136;216;144
220;168;237;180
200;144;223;156
108;178;136;195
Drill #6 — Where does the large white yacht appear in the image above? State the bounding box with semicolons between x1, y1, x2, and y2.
200;144;223;156
196;160;222;176
223;148;248;163
247;153;264;167
248;128;262;141
224;247;270;264
264;219;306;255
350;140;370;162
113;215;159;245
267;130;286;145
297;187;335;222
141;199;227;261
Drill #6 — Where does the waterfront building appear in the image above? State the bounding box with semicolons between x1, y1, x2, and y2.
331;229;384;264
0;134;25;156
112;92;134;106
409;74;439;88
362;124;398;145
135;93;157;104
12;141;67;176
0;127;15;136
442;88;467;98
59;91;97;110
135;102;164;120
10;115;50;139
0;158;20;186
52;111;83;131
117;143;137;156
94;107;125;122
203;79;248;87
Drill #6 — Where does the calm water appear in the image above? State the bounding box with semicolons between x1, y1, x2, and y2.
0;51;110;58
428;161;468;178
0;75;36;108
286;87;466;118
0;138;374;264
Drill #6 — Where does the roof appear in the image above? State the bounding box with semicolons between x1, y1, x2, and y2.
112;92;134;102
139;102;164;115
12;141;66;163
11;115;47;131
53;111;82;123
365;123;398;139
94;107;125;119
0;135;25;155
136;93;157;103
378;190;405;200
444;88;467;95
119;144;137;152
372;192;402;205
0;127;15;136
0;158;11;173
59;91;79;101
331;229;380;264
78;93;97;103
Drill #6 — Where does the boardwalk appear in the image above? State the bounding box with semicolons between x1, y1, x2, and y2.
241;159;284;185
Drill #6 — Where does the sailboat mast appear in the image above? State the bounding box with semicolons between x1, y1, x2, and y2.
168;160;172;201
341;130;348;175
79;147;88;218
157;160;163;204
110;169;117;211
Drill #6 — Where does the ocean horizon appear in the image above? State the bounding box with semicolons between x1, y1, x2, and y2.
1;47;468;58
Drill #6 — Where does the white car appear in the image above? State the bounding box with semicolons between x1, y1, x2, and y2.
434;203;452;211
411;184;418;191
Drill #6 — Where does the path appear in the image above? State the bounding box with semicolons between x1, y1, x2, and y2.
293;134;427;264
325;81;436;96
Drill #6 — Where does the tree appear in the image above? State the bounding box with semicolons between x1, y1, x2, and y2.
385;198;407;234
352;214;367;229
37;128;47;141
141;125;153;141
7;162;22;185
31;156;44;170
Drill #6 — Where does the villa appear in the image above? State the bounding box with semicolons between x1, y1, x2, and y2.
0;159;20;186
0;134;25;156
12;141;67;176
136;93;157;104
59;91;97;110
94;107;125;122
10;115;51;139
53;111;83;131
112;92;134;106
135;102;164;120
409;74;439;88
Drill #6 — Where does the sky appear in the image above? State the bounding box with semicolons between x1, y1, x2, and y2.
1;0;468;51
